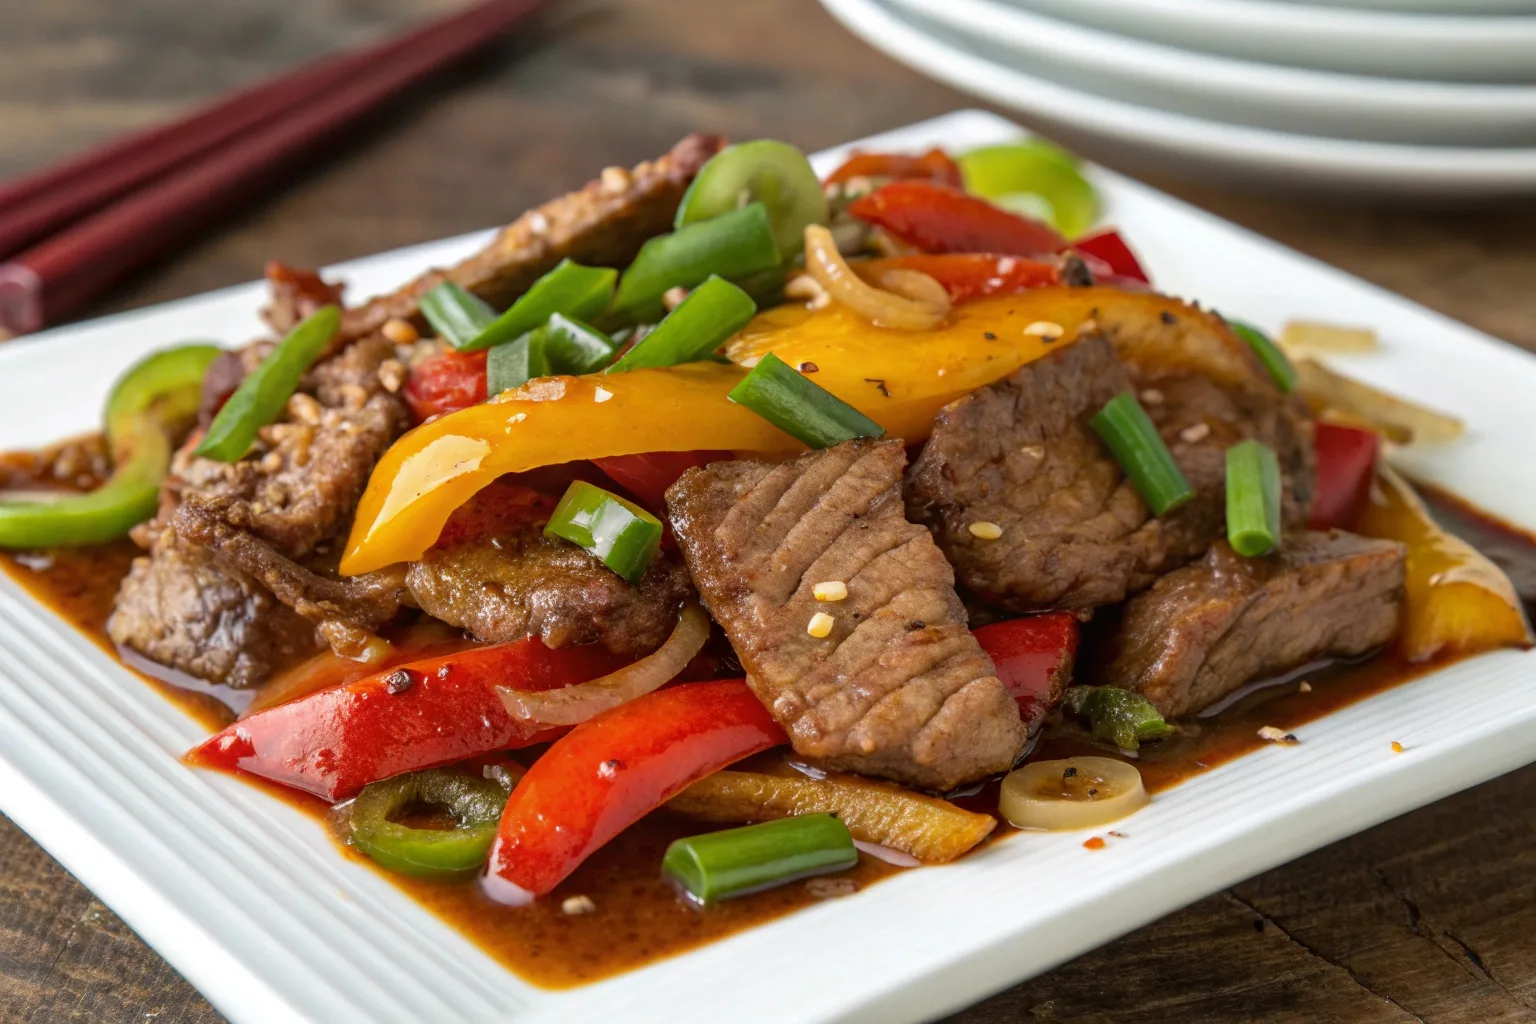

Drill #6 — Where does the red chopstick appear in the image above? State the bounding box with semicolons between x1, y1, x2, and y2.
0;0;552;338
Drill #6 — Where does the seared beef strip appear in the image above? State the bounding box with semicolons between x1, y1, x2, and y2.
405;479;691;657
667;440;1026;791
1099;531;1406;717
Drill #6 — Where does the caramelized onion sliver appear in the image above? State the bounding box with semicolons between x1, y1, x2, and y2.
872;267;950;309
495;602;710;726
803;224;948;331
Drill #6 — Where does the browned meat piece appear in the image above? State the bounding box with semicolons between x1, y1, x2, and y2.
1100;531;1406;717
906;333;1312;612
404;479;690;657
107;526;319;688
261;261;347;335
667;440;1026;791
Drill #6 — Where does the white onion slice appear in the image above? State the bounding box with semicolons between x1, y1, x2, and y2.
854;839;922;867
803;224;948;331
495;602;710;726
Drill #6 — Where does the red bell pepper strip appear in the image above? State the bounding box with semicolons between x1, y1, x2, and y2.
847;180;1067;258
973;614;1079;732
1309;423;1381;530
1070;228;1151;286
824;148;965;189
402;348;488;423
188;639;633;801
483;678;786;904
593;450;731;510
860;253;1064;304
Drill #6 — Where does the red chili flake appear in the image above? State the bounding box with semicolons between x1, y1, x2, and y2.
798;361;820;373
1082;836;1106;850
1391;741;1405;754
384;669;418;695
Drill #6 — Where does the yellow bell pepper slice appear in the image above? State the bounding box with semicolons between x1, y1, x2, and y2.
340;295;1069;575
1355;465;1532;662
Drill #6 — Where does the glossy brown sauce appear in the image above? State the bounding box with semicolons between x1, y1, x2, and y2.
1;487;1532;988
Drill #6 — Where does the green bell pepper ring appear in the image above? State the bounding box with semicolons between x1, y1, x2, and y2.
347;768;509;878
0;342;221;548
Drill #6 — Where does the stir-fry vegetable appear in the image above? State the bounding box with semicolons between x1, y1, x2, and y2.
668;768;996;863
196;305;339;461
606;275;756;373
728;352;885;449
1000;757;1148;830
803;224;949;330
1071;228;1150;286
823;148;964;189
857;253;1067;303
348;768;507;878
1281;320;1378;354
475;261;617;353
1354;466;1532;662
847;180;1067;257
957;141;1098;238
593;449;728;509
1295;358;1463;444
0;342;220;548
675;140;828;255
189;637;633;800
972;614;1079;730
663;814;857;905
486;328;550;395
1090;392;1194;516
1309;423;1380;530
1227;321;1298;394
543;314;618;375
543;480;664;583
420;282;497;350
613;202;781;319
1226;439;1282;557
402;348;487;423
483;679;787;905
1063;685;1172;752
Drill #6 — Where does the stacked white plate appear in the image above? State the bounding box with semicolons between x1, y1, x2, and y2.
818;0;1536;197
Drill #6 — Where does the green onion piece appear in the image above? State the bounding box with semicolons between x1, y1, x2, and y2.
662;814;857;905
958;141;1098;238
195;306;339;462
420;281;496;349
457;260;617;353
1089;392;1194;517
544;480;663;583
613;202;781;320
543;313;618;375
1228;320;1297;394
348;768;507;878
606;275;756;374
675;140;829;255
1225;439;1282;558
1063;686;1172;752
486;328;551;396
728;352;885;449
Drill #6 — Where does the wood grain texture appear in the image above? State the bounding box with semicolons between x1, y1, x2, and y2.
1;0;1535;1020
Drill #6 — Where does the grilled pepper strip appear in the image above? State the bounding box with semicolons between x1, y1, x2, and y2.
348;768;508;878
1309;423;1380;530
847;180;1067;257
973;613;1079;731
0;342;220;548
189;638;633;801
1355;465;1532;662
483;679;786;904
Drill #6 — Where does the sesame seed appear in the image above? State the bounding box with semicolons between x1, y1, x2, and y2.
1179;422;1211;444
968;521;1003;540
807;612;835;638
1298;681;1312;693
1023;320;1065;339
813;581;848;602
805;878;859;898
1258;726;1298;745
381;318;419;345
561;895;596;915
1140;388;1165;405
662;286;690;312
599;165;632;195
593;386;613;403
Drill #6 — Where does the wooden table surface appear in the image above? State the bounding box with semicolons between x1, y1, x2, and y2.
4;1;1536;1020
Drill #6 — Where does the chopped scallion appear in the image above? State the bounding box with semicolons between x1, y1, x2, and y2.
728;352;885;449
1089;392;1194;517
662;814;857;905
486;329;551;396
420;282;496;349
543;313;618;375
1228;320;1297;394
1225;439;1282;557
457;260;617;352
606;275;756;374
544;480;663;584
613;202;781;319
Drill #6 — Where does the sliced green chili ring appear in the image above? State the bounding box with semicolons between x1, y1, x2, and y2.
1226;439;1282;558
729;352;885;449
1089;392;1194;517
544;480;663;584
663;814;857;905
675;140;829;256
420;281;496;349
195;306;340;462
1063;686;1172;752
347;768;508;878
455;260;617;353
958;141;1098;238
486;328;551;396
613;202;781;320
1228;320;1297;394
543;313;618;375
103;342;223;433
606;276;756;374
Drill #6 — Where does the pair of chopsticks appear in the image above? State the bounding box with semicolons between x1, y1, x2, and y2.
0;0;552;340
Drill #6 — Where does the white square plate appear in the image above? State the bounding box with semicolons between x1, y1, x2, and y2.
0;110;1532;1024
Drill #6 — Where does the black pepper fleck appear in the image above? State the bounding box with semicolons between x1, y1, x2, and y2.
1088;788;1099;796
865;378;890;397
384;669;417;695
1062;767;1078;778
906;620;927;631
798;361;819;373
984;331;997;340
1160;311;1177;326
